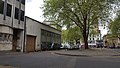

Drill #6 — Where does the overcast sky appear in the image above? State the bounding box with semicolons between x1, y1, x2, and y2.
25;0;44;22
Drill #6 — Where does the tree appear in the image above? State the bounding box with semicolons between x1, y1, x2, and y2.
62;26;82;43
109;15;120;36
43;0;119;49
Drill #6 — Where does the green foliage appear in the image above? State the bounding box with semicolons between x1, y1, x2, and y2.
43;0;119;49
109;15;120;35
42;0;117;31
44;0;105;26
62;26;82;42
50;22;62;31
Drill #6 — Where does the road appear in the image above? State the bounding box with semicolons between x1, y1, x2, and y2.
0;51;120;68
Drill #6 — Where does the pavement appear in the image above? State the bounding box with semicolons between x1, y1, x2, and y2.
0;65;18;68
0;51;23;56
52;48;120;57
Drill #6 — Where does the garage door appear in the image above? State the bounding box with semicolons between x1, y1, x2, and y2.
26;35;36;52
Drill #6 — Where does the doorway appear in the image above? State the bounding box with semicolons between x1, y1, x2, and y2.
12;29;22;52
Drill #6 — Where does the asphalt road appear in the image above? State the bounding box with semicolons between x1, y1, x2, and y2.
0;51;120;68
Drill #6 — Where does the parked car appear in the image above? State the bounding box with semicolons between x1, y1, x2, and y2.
116;46;120;48
108;45;115;49
68;45;79;50
96;40;103;48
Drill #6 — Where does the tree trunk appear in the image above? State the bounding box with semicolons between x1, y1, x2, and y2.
83;17;89;49
83;34;89;49
83;35;89;49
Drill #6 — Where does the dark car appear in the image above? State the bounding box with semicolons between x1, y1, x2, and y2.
68;45;79;50
96;40;103;48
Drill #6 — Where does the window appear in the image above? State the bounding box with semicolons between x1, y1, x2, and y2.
47;31;49;37
15;7;19;19
49;32;52;37
6;4;12;17
57;34;59;38
89;41;92;43
41;30;46;36
21;0;25;5
93;41;95;43
0;1;4;14
15;8;25;21
0;33;2;37
0;33;3;41
93;38;94;40
47;32;49;36
20;10;24;21
55;34;57;38
90;38;91;40
16;0;25;5
41;30;44;35
51;33;53;37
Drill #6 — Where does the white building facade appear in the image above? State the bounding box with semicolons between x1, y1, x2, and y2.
88;34;102;47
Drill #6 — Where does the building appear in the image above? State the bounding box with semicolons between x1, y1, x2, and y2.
88;32;102;47
25;16;61;52
103;34;120;48
0;0;25;52
0;0;61;52
88;23;102;47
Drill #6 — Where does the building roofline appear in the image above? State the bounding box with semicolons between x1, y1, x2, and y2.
25;16;61;32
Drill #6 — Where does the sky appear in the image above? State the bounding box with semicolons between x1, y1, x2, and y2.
25;0;44;22
25;0;107;36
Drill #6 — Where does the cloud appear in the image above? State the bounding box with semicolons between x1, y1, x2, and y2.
25;0;44;22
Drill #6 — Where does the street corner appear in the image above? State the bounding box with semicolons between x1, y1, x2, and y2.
52;50;90;57
52;48;120;57
54;52;89;57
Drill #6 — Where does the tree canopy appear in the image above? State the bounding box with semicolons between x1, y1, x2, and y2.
62;26;82;43
109;15;120;36
43;0;120;49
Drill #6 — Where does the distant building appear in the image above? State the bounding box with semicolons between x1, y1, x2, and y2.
88;21;102;47
88;30;102;47
103;34;120;47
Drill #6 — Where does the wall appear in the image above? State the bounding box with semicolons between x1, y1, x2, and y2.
26;17;40;51
26;17;61;51
0;0;25;51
